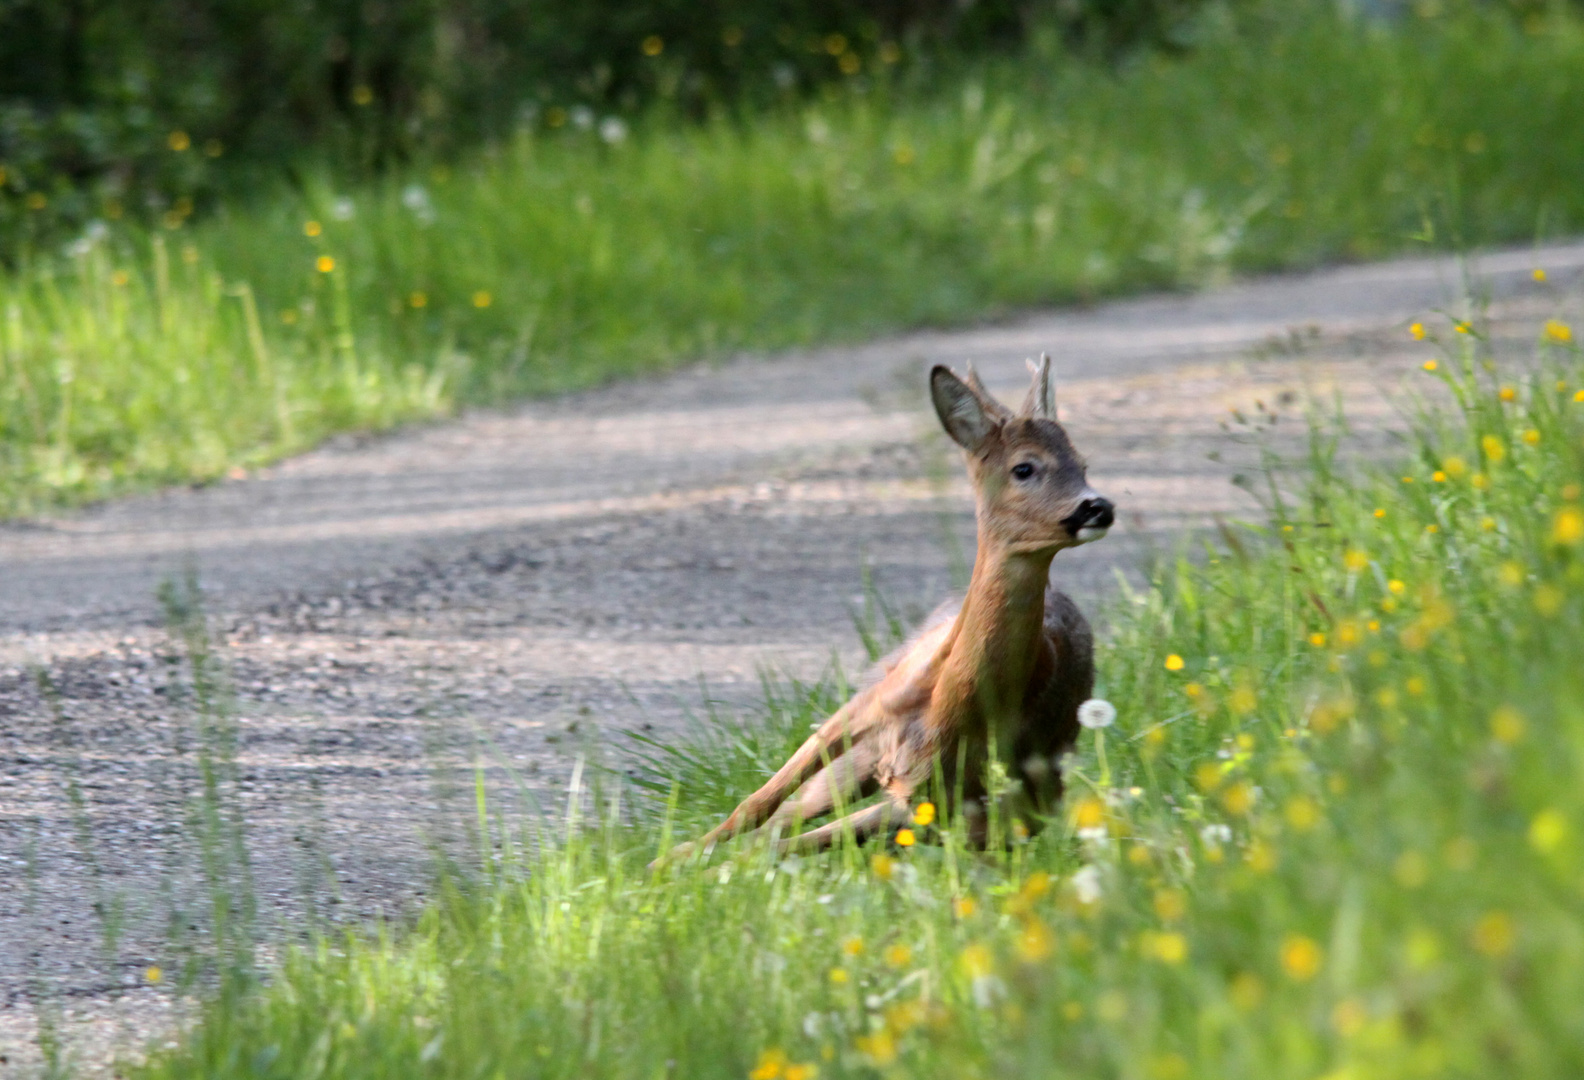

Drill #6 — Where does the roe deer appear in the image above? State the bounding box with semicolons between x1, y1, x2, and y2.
659;356;1112;862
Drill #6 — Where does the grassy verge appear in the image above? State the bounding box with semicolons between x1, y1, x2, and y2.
129;311;1584;1077
5;5;1584;514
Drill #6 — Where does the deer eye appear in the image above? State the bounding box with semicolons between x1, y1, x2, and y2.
1011;462;1036;481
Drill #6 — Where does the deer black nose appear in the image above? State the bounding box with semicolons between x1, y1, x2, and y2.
1063;497;1114;535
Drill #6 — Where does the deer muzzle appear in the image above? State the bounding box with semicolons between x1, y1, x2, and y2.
1062;494;1115;543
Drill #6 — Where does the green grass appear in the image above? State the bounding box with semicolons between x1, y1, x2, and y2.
6;4;1584;514
129;311;1584;1077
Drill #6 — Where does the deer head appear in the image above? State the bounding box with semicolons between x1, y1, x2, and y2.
931;354;1113;555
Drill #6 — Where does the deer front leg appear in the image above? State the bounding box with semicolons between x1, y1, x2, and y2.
761;742;880;833
778;798;908;856
651;695;878;867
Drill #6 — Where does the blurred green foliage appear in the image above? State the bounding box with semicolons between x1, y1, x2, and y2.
0;0;1079;250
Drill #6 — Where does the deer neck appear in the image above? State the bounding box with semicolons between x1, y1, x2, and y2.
938;533;1054;730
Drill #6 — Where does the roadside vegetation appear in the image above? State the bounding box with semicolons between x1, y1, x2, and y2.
126;306;1584;1077
5;3;1584;514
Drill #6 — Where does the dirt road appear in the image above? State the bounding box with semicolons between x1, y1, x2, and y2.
2;241;1581;1073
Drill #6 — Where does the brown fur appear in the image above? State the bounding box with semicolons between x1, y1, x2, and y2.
657;357;1111;862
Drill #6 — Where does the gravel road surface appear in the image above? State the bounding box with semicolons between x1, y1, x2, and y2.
3;241;1582;1074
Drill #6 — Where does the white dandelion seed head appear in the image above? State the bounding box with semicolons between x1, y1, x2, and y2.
1078;698;1116;729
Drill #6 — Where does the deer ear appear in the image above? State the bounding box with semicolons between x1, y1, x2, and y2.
1020;353;1055;419
931;365;999;452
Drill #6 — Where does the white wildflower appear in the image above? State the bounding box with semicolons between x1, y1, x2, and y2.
598;116;628;144
1072;864;1102;904
1200;823;1232;847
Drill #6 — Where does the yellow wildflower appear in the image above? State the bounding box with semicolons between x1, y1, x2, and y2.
959;943;994;979
1284;795;1320;831
1073;796;1106;829
912;802;936;827
303;220;322;237
1229;685;1257;714
1016;920;1056;962
1553;506;1584;545
952;896;976;919
1153;889;1187;922
1545;319;1573;344
1149;931;1188;964
1409;322;1425;340
1308;631;1327;647
841;936;864;957
871;853;894;880
316;255;335;273
1422;359;1438;372
1280;934;1323;980
1490;705;1525;744
1164;653;1185;671
1523;429;1540;445
828;966;849;984
894;828;915;847
146;965;163;984
1530;809;1568;854
167;130;191;151
854;1031;896;1066
1471;911;1515;957
472;290;492;308
1344;549;1369;571
1221;781;1255;815
1533;268;1547;282
1482;435;1505;462
884;943;912;968
749;1049;788;1080
1194;762;1223;793
1373;507;1386;518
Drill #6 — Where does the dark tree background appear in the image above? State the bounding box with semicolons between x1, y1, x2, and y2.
1;0;1544;243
